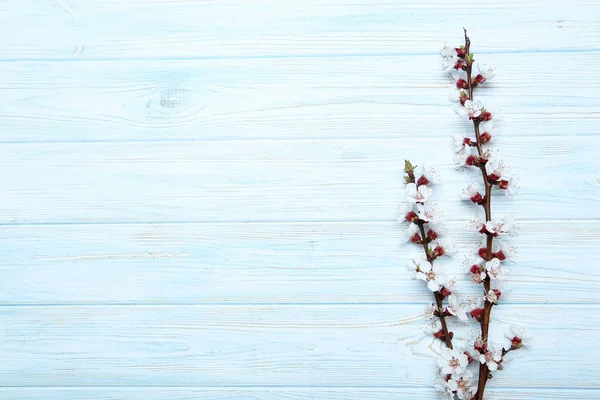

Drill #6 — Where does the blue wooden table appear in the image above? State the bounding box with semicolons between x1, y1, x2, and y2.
1;1;599;398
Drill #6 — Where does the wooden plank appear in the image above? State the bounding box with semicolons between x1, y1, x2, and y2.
0;137;598;224
0;388;595;400
0;0;599;60
1;221;598;305
1;54;599;142
0;305;595;387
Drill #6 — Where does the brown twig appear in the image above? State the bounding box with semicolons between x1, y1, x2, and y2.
416;220;454;350
463;29;495;400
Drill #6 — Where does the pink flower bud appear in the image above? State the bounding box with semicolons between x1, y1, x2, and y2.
439;286;452;298
456;79;468;89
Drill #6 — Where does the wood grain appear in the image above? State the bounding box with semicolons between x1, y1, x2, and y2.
1;53;599;143
1;221;598;305
0;305;595;388
1;137;598;224
1;0;599;60
0;388;596;400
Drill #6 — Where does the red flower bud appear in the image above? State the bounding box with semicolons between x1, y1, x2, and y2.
455;47;466;58
405;211;418;223
478;247;488;258
494;250;506;261
464;351;474;364
470;192;483;204
473;74;486;85
434;330;445;339
434;245;445;257
498;180;509;190
488;173;501;182
456;79;468;89
409;232;421;244
470;308;485;322
454;59;465;70
427;229;438;241
417;175;429;186
480;132;492;143
465;155;478;166
470;264;482;274
480;111;492;121
459;91;469;105
439;286;452;298
493;289;502;298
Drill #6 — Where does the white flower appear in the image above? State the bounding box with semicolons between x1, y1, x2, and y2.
450;371;476;400
441;45;458;72
447;294;468;321
493;240;518;262
453;134;471;153
434;238;458;256
426;319;443;334
448;87;468;103
485;258;508;280
454;150;472;170
415;260;447;292
480;116;503;134
505;325;533;347
417;203;440;223
420;164;441;185
405;255;428;279
485;289;500;305
444;277;461;294
479;345;503;371
434;374;456;399
400;222;420;244
477;62;497;81
485;159;510;180
457;100;484;119
485;215;518;236
439;348;469;375
499;176;520;197
461;182;483;201
405;182;432;204
466;215;485;232
424;303;436;320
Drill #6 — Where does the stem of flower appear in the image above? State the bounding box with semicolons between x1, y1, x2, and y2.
463;29;495;400
416;220;454;350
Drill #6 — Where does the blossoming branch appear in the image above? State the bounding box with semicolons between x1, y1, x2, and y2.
399;30;531;400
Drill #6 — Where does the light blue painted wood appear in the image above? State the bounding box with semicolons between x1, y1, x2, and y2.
0;305;596;388
0;221;598;305
1;0;599;398
0;137;598;224
1;0;599;60
0;53;598;143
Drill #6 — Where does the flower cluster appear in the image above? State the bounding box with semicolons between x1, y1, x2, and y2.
399;160;465;347
398;30;530;400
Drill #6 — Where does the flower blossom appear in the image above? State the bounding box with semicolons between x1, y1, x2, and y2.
479;345;503;371
485;289;501;305
485;258;508;280
405;182;432;204
457;100;484;119
400;222;420;244
446;294;468;321
415;260;447;292
439;348;469;375
505;325;532;348
417;202;440;223
454;134;472;153
462;182;484;204
441;45;459;72
485;215;517;236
